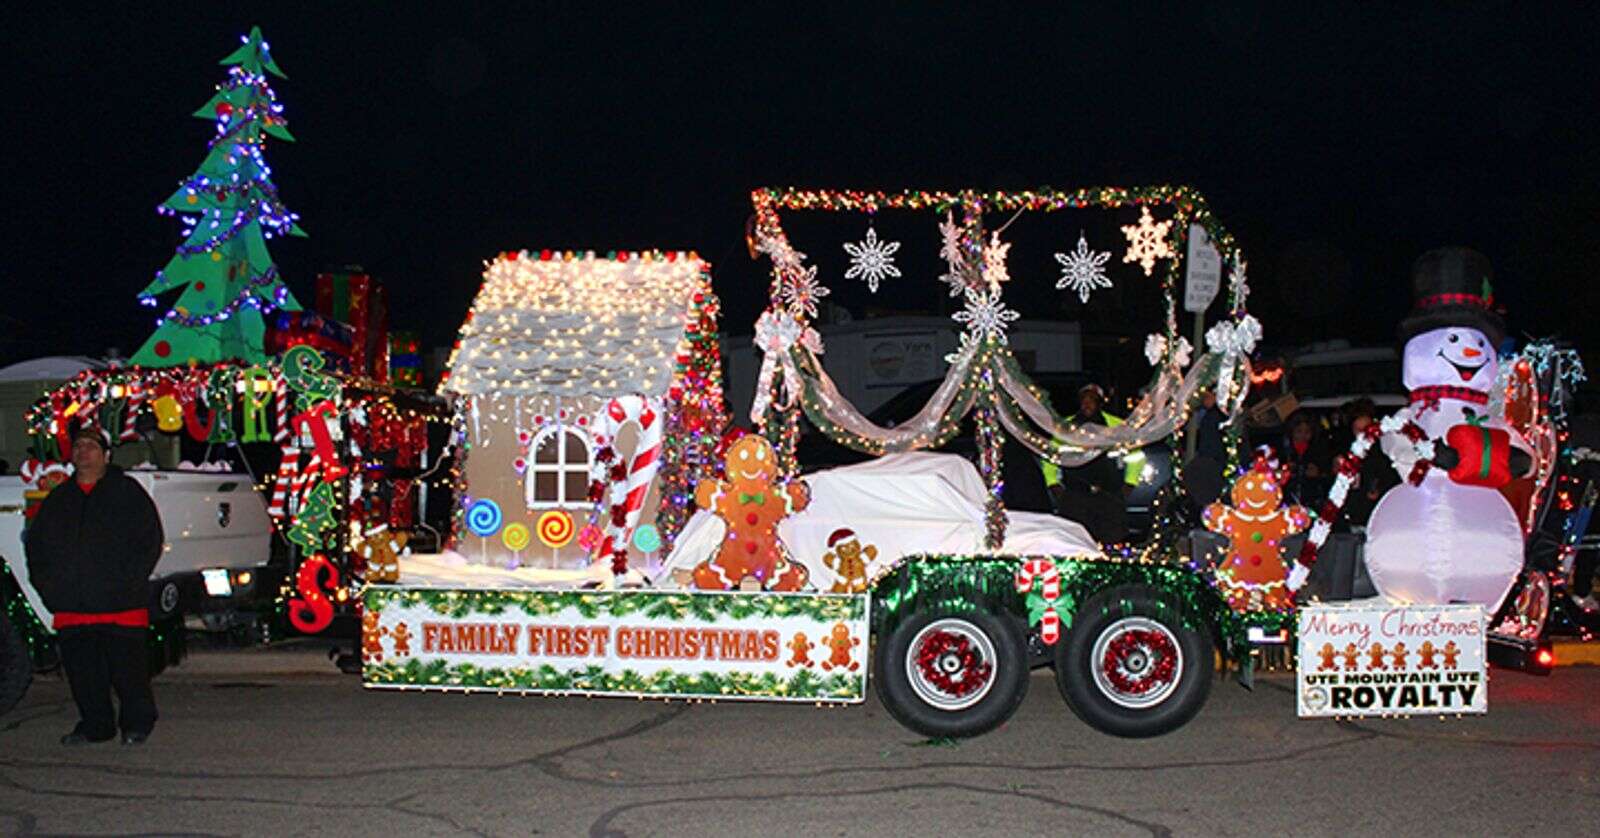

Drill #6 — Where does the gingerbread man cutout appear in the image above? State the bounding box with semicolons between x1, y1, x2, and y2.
820;622;860;672
786;632;813;668
1442;641;1461;669
1389;642;1409;670
362;525;408;584
1417;641;1439;669
822;528;876;594
1367;642;1388;671
1203;457;1310;611
361;610;388;663
1317;643;1339;672
691;435;810;591
1341;643;1361;671
391;623;413;658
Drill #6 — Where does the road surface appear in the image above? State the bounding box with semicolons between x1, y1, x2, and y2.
1;644;1597;836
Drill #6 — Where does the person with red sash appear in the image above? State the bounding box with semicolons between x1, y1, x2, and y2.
25;426;164;745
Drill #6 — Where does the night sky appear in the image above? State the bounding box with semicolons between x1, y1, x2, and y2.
4;4;1598;367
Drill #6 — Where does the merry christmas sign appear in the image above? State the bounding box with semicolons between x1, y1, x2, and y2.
361;587;869;702
1296;601;1486;718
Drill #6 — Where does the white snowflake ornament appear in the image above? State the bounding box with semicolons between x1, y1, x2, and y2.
843;226;901;293
1121;206;1174;276
938;212;965;266
1054;232;1113;303
953;286;1019;343
981;233;1012;289
780;264;829;319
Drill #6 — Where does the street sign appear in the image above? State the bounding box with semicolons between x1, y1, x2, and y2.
1184;223;1222;313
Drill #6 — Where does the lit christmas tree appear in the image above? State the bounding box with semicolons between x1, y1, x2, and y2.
131;26;306;367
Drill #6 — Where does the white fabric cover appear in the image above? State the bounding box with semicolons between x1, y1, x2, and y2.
658;452;1102;590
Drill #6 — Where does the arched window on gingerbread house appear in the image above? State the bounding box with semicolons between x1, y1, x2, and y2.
525;426;592;509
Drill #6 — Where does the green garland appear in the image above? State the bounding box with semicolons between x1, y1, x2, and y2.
364;586;866;624
364;657;862;700
871;552;1264;655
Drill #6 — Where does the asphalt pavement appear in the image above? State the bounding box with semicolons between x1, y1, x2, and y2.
1;643;1597;837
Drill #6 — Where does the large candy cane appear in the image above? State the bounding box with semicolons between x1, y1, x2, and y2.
1014;559;1063;644
592;395;664;576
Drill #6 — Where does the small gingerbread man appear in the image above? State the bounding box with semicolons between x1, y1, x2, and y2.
1317;642;1339;672
1442;641;1460;669
786;632;813;668
1417;641;1439;669
1203;456;1310;611
691;435;810;592
820;622;860;672
1367;642;1388;671
1389;641;1409;670
822;528;876;594
1342;643;1361;671
361;610;388;663
391;623;413;657
362;524;408;584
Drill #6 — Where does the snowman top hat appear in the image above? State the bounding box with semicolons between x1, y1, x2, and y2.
1398;247;1504;347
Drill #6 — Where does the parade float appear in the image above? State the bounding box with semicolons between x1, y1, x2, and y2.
360;186;1326;738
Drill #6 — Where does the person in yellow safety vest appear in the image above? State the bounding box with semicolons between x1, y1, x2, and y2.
1040;384;1146;490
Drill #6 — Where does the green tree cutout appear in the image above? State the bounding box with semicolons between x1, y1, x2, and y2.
131;26;305;367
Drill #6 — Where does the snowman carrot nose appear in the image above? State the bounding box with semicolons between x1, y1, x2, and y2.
1461;347;1482;358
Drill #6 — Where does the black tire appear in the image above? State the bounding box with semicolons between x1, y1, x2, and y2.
0;610;32;717
151;579;181;620
1055;584;1213;738
875;609;1029;738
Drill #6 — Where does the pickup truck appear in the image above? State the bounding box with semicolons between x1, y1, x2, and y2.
0;468;275;715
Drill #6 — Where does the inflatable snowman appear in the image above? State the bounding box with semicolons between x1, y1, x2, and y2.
1365;248;1530;610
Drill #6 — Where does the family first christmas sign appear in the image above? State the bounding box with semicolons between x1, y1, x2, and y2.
361;587;870;702
1296;602;1486;718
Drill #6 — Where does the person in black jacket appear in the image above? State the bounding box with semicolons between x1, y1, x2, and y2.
25;426;164;746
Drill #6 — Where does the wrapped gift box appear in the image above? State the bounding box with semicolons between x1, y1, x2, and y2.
316;269;389;382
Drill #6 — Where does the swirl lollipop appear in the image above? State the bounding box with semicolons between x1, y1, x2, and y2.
632;524;662;554
537;510;575;549
466;499;503;537
502;523;531;552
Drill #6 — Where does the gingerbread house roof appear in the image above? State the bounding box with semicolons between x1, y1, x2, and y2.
443;250;708;398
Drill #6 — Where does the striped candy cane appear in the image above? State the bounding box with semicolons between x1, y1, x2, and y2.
268;444;301;521
120;380;145;442
1014;559;1063;644
273;373;291;444
593;395;665;577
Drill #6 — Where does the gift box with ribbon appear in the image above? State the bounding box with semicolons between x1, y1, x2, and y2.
316;269;389;382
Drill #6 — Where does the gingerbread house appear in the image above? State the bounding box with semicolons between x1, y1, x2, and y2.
440;249;725;572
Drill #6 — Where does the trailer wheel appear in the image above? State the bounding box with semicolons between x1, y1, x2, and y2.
875;610;1028;738
1055;585;1212;738
0;610;32;717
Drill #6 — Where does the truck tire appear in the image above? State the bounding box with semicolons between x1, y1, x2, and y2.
152;579;181;620
0;610;31;717
1055;584;1212;738
875;609;1028;738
